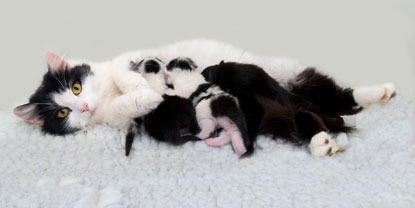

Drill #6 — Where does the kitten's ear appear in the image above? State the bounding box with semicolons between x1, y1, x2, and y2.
219;60;225;64
45;51;71;72
13;103;43;124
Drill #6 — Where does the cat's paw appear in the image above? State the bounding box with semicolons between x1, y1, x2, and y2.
353;83;397;108
309;131;340;158
379;83;397;105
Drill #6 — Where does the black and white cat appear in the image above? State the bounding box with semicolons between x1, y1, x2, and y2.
13;52;163;134
164;58;252;157
13;39;396;158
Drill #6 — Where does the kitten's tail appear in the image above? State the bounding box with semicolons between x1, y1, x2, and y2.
211;96;254;157
125;118;143;156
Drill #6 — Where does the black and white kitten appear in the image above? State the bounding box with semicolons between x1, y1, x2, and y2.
165;58;252;157
125;58;201;156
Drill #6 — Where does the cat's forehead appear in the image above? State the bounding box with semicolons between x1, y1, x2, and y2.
29;64;92;104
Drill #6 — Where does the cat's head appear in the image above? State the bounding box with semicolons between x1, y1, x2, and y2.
13;52;98;135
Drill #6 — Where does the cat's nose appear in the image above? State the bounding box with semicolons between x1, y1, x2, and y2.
80;103;89;113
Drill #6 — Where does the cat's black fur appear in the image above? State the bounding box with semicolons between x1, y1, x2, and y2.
18;64;92;135
202;62;361;150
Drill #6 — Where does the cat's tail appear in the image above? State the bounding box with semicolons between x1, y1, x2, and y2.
125;118;143;156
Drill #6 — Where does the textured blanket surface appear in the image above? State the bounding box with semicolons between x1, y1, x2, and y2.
0;97;413;208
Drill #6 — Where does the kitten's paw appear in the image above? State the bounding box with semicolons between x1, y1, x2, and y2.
204;132;231;147
353;83;397;108
196;118;217;139
309;131;340;158
165;89;176;96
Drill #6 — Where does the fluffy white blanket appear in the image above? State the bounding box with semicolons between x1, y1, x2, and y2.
0;96;413;207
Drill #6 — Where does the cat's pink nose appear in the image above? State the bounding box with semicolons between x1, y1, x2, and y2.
80;103;89;113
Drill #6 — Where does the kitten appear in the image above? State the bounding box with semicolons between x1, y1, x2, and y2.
125;58;201;156
202;61;397;157
13;52;163;135
165;58;252;157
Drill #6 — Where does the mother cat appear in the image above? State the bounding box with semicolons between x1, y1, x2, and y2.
13;39;396;156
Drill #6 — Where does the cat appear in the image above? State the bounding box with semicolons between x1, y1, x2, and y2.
14;39;396;157
164;57;252;157
13;52;163;135
125;58;201;156
201;61;397;157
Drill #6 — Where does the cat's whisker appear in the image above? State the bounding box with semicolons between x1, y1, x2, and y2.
48;73;65;88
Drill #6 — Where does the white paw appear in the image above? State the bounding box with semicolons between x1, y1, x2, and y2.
379;83;397;105
353;83;397;108
309;131;341;158
165;89;176;96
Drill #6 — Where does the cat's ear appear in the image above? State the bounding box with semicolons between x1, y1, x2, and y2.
45;51;71;72
219;60;225;65
13;103;43;124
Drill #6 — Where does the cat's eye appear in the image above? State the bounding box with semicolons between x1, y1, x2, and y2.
57;108;69;118
72;82;82;95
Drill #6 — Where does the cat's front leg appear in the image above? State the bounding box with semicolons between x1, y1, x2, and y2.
111;63;152;94
106;88;163;129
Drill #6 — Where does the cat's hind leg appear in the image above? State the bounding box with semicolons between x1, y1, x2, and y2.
290;68;362;116
309;131;340;158
353;83;397;108
290;68;397;116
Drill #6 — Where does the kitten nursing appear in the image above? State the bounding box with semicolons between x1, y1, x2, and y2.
13;40;397;158
165;58;252;156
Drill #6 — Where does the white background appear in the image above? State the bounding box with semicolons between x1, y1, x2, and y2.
0;0;413;110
